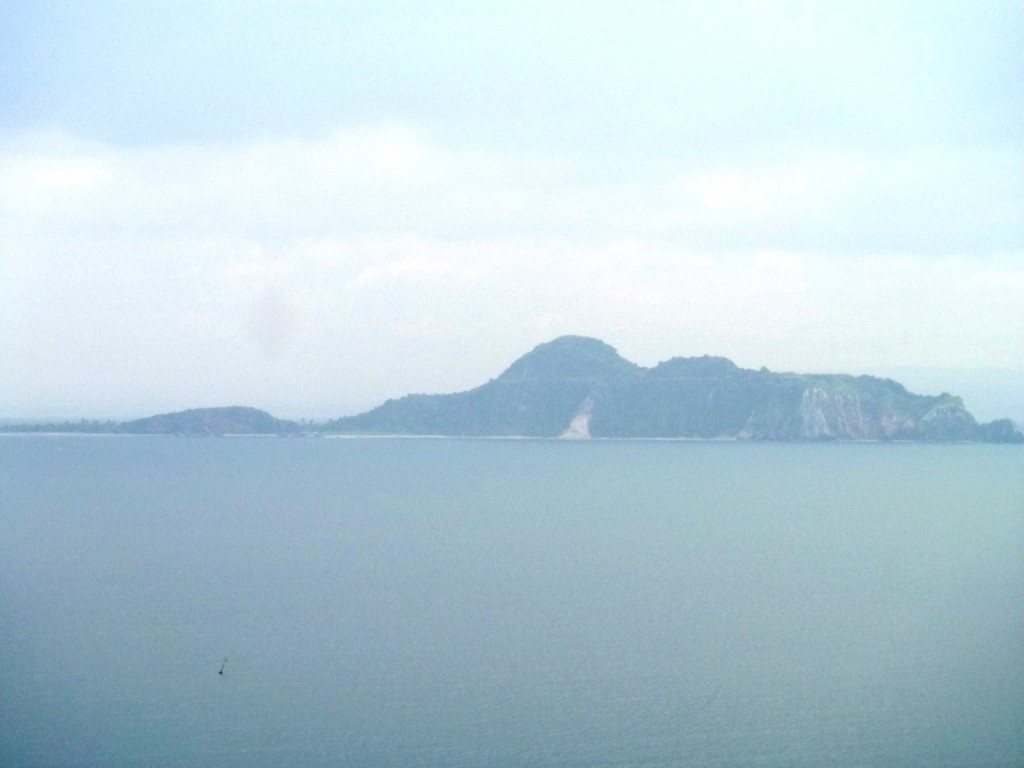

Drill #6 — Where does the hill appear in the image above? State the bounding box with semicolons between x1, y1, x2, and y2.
1;407;299;436
3;338;1019;441
324;336;1022;442
119;407;299;436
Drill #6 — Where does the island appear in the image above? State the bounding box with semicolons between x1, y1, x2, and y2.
4;336;1021;442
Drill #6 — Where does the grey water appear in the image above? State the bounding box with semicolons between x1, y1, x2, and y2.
1;436;1021;768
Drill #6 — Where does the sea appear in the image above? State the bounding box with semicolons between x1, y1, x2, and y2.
1;435;1021;768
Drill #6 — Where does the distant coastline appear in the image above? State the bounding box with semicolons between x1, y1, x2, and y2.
4;432;1020;447
4;337;1022;443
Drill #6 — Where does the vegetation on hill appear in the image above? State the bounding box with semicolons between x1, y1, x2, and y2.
4;337;1020;442
1;407;299;436
119;407;299;436
325;336;1022;442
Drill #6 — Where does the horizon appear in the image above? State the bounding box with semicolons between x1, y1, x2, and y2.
3;335;1021;425
2;2;1021;421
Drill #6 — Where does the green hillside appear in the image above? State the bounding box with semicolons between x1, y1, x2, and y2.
325;336;1021;442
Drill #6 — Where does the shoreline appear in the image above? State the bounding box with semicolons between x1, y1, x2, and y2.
0;431;1014;445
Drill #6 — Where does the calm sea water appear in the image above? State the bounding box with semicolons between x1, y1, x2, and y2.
1;436;1022;768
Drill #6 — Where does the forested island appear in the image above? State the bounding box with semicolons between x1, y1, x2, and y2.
5;336;1022;442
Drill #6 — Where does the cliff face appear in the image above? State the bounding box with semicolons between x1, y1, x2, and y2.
327;337;1022;442
798;388;873;439
745;386;978;441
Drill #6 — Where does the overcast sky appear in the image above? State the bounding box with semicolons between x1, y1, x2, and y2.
2;1;1022;420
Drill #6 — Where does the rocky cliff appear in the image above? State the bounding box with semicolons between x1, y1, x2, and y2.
326;336;1021;442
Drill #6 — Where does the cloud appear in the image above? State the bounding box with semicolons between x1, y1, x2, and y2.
1;1;1019;420
353;258;454;287
30;161;110;190
0;126;1021;417
2;126;1020;255
222;254;296;285
249;289;302;357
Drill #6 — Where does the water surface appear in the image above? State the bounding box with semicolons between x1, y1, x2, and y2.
2;437;1021;767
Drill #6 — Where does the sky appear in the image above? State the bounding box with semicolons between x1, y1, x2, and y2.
1;0;1022;421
